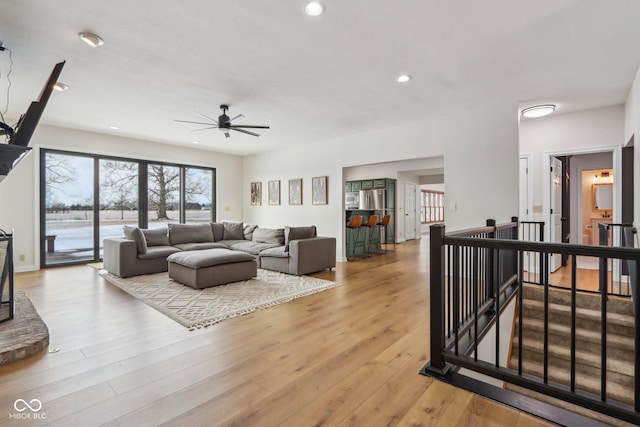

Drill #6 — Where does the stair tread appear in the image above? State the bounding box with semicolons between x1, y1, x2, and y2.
523;299;634;328
513;336;635;376
515;317;634;351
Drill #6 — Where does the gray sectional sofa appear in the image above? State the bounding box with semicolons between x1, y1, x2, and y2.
103;221;336;278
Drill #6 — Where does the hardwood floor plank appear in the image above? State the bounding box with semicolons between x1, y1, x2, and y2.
0;238;558;426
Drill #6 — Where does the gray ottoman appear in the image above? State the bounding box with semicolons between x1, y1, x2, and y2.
167;248;257;289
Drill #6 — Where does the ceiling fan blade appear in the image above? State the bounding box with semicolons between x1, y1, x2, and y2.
174;119;216;126
229;114;244;122
231;127;260;137
194;112;218;124
191;126;219;132
229;125;270;129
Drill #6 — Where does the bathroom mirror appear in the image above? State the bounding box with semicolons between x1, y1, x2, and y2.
592;183;613;211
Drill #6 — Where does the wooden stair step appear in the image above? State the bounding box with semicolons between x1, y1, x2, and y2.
512;336;635;377
508;356;633;406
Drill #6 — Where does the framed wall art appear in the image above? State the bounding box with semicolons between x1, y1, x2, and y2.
288;178;302;205
268;180;280;205
250;182;262;205
312;176;328;205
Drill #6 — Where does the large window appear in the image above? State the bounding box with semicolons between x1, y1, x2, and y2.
421;190;444;224
40;149;216;266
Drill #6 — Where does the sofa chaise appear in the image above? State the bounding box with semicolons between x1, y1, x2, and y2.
103;221;336;278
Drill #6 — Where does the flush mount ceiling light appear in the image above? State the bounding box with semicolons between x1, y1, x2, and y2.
397;74;412;83
304;1;325;16
521;104;555;118
78;32;104;47
109;125;119;130
53;82;68;92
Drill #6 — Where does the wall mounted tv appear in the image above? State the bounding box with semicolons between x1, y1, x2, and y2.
0;60;65;182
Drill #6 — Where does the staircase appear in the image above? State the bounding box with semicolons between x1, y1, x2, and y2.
509;284;635;410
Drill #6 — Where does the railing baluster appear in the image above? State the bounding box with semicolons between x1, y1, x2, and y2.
495;246;500;368
635;259;640;412
454;245;460;357
571;254;577;392
543;252;549;384
473;246;479;362
600;254;608;401
518;249;524;376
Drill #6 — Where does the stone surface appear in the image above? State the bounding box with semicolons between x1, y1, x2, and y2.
0;291;49;365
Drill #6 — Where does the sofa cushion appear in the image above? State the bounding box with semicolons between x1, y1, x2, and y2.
123;225;147;254
252;228;285;245
243;223;258;240
222;221;244;240
173;242;228;251
228;240;281;255
167;248;254;269
138;245;180;259
211;222;225;241
141;227;169;246
168;223;214;245
259;246;290;258
284;225;317;251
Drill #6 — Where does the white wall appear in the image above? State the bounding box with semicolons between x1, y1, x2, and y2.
244;104;519;260
0;124;244;271
519;105;625;224
624;66;640;229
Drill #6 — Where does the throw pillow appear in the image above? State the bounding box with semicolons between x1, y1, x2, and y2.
243;223;258;240
222;220;244;240
123;225;147;254
211;223;225;241
168;223;214;245
141;227;169;246
252;228;285;245
284;225;317;251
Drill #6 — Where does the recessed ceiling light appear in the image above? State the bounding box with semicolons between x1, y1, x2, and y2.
78;32;104;47
304;1;325;16
521;104;556;118
193;141;199;144
397;74;412;83
53;82;68;92
109;125;119;130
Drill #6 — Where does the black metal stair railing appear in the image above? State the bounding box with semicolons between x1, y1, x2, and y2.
423;218;640;425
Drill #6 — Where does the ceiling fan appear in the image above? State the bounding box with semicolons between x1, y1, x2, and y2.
174;104;270;138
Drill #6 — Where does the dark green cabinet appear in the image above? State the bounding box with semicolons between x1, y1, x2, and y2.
374;179;386;189
352;181;362;191
344;182;352;192
361;180;373;190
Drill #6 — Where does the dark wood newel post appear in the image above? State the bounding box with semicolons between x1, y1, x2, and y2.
423;223;448;376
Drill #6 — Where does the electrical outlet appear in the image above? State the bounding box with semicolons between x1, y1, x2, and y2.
533;205;543;213
19;254;25;261
224;206;231;212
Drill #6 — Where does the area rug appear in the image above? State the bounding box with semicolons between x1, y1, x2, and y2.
100;269;341;329
0;292;49;365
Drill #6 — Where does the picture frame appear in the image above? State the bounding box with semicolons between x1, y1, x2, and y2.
268;180;280;205
288;178;302;205
312;176;328;205
250;182;262;206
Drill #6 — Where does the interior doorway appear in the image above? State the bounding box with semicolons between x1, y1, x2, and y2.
405;182;417;240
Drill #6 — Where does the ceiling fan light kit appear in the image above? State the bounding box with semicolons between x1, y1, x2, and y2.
175;104;270;138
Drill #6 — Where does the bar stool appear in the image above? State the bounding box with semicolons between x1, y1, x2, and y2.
361;214;379;254
346;215;364;259
378;214;395;252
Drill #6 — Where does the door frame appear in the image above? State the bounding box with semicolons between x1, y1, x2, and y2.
544;145;621;246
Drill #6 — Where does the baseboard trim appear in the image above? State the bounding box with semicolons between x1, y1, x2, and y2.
15;264;37;273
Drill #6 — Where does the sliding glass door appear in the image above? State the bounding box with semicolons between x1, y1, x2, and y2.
42;152;95;265
41;149;216;267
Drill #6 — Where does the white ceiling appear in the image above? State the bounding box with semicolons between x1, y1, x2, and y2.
1;0;639;156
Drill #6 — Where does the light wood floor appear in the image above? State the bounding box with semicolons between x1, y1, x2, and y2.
0;239;555;427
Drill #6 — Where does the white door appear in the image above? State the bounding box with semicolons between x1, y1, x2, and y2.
550;157;562;272
405;183;417;240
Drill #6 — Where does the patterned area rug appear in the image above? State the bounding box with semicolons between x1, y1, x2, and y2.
100;269;341;329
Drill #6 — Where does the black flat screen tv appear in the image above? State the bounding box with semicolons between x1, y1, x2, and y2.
9;60;65;146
